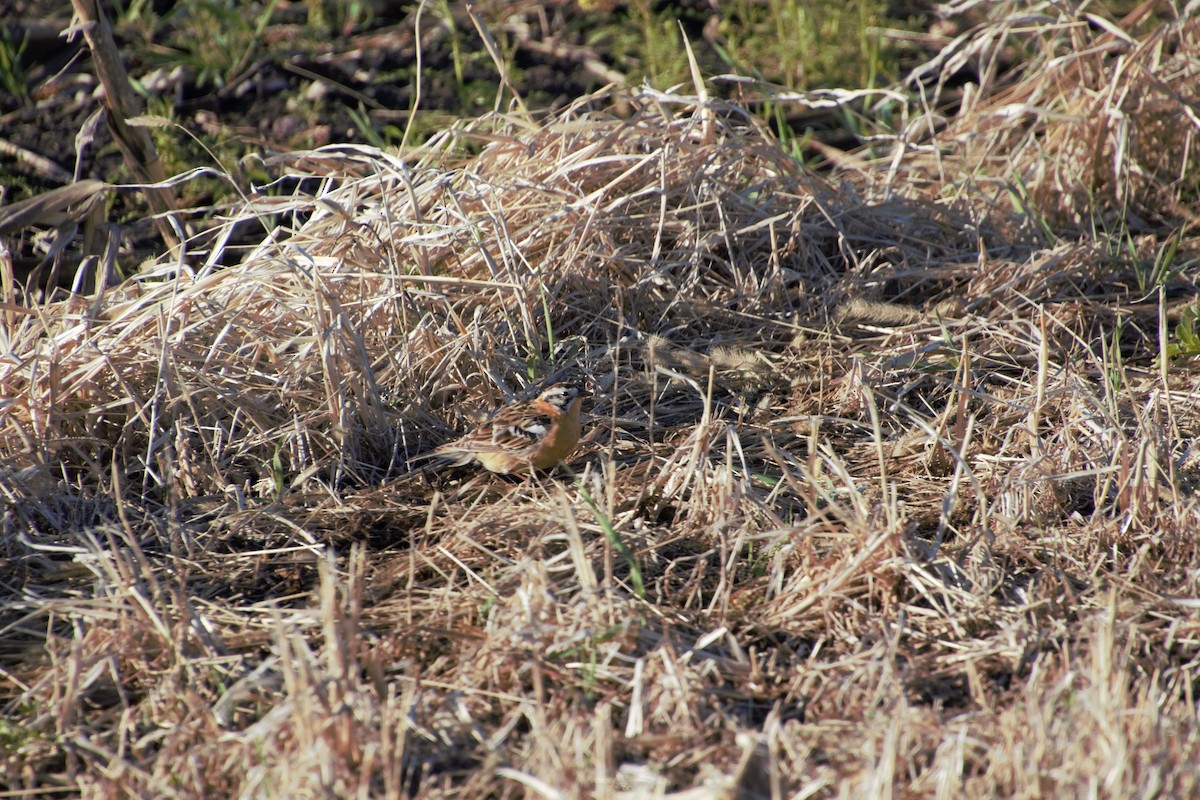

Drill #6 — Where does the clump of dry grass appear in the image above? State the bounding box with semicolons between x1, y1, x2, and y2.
3;3;1200;798
902;1;1200;231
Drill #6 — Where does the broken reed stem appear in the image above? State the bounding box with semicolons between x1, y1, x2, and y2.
68;0;183;255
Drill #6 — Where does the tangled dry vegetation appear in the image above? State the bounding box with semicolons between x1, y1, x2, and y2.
3;4;1200;798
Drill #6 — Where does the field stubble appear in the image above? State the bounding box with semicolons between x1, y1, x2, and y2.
2;2;1200;798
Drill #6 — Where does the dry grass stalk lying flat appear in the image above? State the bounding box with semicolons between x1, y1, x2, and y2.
2;3;1200;797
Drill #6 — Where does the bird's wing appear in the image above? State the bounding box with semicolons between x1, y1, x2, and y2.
485;408;552;452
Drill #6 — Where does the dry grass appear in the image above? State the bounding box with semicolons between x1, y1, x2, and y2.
3;2;1200;798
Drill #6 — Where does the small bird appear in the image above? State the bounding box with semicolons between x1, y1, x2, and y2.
420;384;585;474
